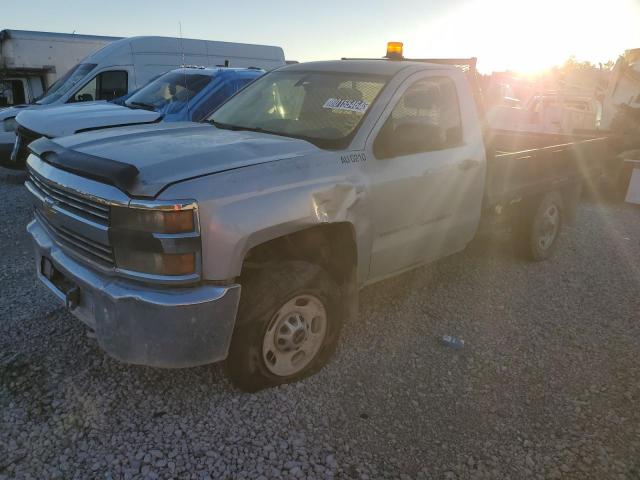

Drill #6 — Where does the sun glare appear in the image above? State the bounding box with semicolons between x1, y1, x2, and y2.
401;0;640;74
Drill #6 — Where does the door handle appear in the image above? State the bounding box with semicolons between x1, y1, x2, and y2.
458;158;480;170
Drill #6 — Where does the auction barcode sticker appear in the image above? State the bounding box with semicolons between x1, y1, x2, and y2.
322;98;369;113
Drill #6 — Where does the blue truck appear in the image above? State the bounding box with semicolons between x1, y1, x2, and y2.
3;66;264;169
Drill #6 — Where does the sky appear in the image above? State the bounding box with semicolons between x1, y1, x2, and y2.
2;0;640;73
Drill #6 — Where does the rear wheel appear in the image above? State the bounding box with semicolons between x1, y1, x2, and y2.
513;191;564;261
226;261;342;392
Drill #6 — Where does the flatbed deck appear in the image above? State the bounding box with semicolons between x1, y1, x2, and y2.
484;130;609;208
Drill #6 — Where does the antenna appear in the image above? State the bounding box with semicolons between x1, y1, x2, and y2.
178;21;190;118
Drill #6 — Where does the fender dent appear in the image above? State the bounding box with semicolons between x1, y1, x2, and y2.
311;183;358;222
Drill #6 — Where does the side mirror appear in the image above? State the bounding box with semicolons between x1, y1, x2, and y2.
77;93;94;102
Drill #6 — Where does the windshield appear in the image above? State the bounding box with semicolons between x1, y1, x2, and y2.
208;70;388;149
125;71;213;113
37;63;97;105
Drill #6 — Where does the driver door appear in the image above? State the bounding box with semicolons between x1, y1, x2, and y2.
365;72;485;280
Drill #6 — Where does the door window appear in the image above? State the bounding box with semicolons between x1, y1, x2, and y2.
70;70;128;103
191;84;230;122
374;76;463;158
191;76;258;122
36;63;97;105
73;76;97;102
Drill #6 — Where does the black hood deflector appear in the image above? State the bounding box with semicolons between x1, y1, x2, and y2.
29;138;139;193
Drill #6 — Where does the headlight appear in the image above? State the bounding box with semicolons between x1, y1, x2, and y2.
110;201;200;277
2;117;17;132
111;206;195;233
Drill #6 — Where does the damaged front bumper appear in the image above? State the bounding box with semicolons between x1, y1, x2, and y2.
28;218;241;368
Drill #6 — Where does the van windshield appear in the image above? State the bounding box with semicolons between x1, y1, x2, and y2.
207;70;388;149
125;71;213;114
36;63;97;105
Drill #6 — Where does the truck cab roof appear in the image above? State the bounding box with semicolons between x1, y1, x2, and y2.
281;59;460;76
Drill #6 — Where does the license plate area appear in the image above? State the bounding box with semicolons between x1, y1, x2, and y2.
41;257;80;309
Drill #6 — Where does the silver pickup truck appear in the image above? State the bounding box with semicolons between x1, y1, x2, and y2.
24;54;607;391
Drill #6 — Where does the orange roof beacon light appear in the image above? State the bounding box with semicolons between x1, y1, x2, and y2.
386;42;404;60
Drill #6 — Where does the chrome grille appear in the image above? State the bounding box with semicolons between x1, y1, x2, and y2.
27;166;115;268
35;210;115;267
28;169;110;225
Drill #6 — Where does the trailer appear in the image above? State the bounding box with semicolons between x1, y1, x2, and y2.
0;29;121;107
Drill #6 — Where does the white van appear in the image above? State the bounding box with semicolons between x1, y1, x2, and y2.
0;36;285;167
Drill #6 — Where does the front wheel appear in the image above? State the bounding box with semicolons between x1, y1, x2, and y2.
513;191;564;261
226;261;343;392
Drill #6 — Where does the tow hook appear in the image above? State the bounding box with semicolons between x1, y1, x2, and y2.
65;286;80;310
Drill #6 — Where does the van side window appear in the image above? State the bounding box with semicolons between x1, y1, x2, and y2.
70;70;128;103
373;76;463;159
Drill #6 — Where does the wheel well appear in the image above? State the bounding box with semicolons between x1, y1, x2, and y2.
241;223;357;286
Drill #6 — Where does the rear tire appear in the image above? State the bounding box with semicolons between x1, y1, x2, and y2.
513;191;564;261
226;261;343;392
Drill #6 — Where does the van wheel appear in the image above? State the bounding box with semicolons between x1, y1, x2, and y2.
226;261;342;392
513;191;564;261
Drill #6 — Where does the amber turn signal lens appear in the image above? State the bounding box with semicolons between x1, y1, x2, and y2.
161;252;196;276
162;210;195;233
114;250;196;276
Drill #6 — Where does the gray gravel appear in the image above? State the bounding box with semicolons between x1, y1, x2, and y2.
1;169;639;480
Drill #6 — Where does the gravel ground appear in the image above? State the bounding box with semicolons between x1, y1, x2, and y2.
0;169;639;480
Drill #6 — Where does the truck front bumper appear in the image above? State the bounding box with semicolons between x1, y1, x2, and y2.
28;218;241;368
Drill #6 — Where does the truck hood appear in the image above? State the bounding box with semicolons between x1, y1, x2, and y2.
17;102;161;138
0;104;34;121
52;122;318;197
0;102;106;121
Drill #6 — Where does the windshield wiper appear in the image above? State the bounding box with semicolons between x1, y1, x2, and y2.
207;119;264;133
127;101;157;112
207;119;337;149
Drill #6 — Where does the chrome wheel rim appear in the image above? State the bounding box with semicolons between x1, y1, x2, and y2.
262;294;327;377
538;203;560;251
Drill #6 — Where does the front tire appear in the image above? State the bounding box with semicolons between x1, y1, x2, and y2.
226;261;343;392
